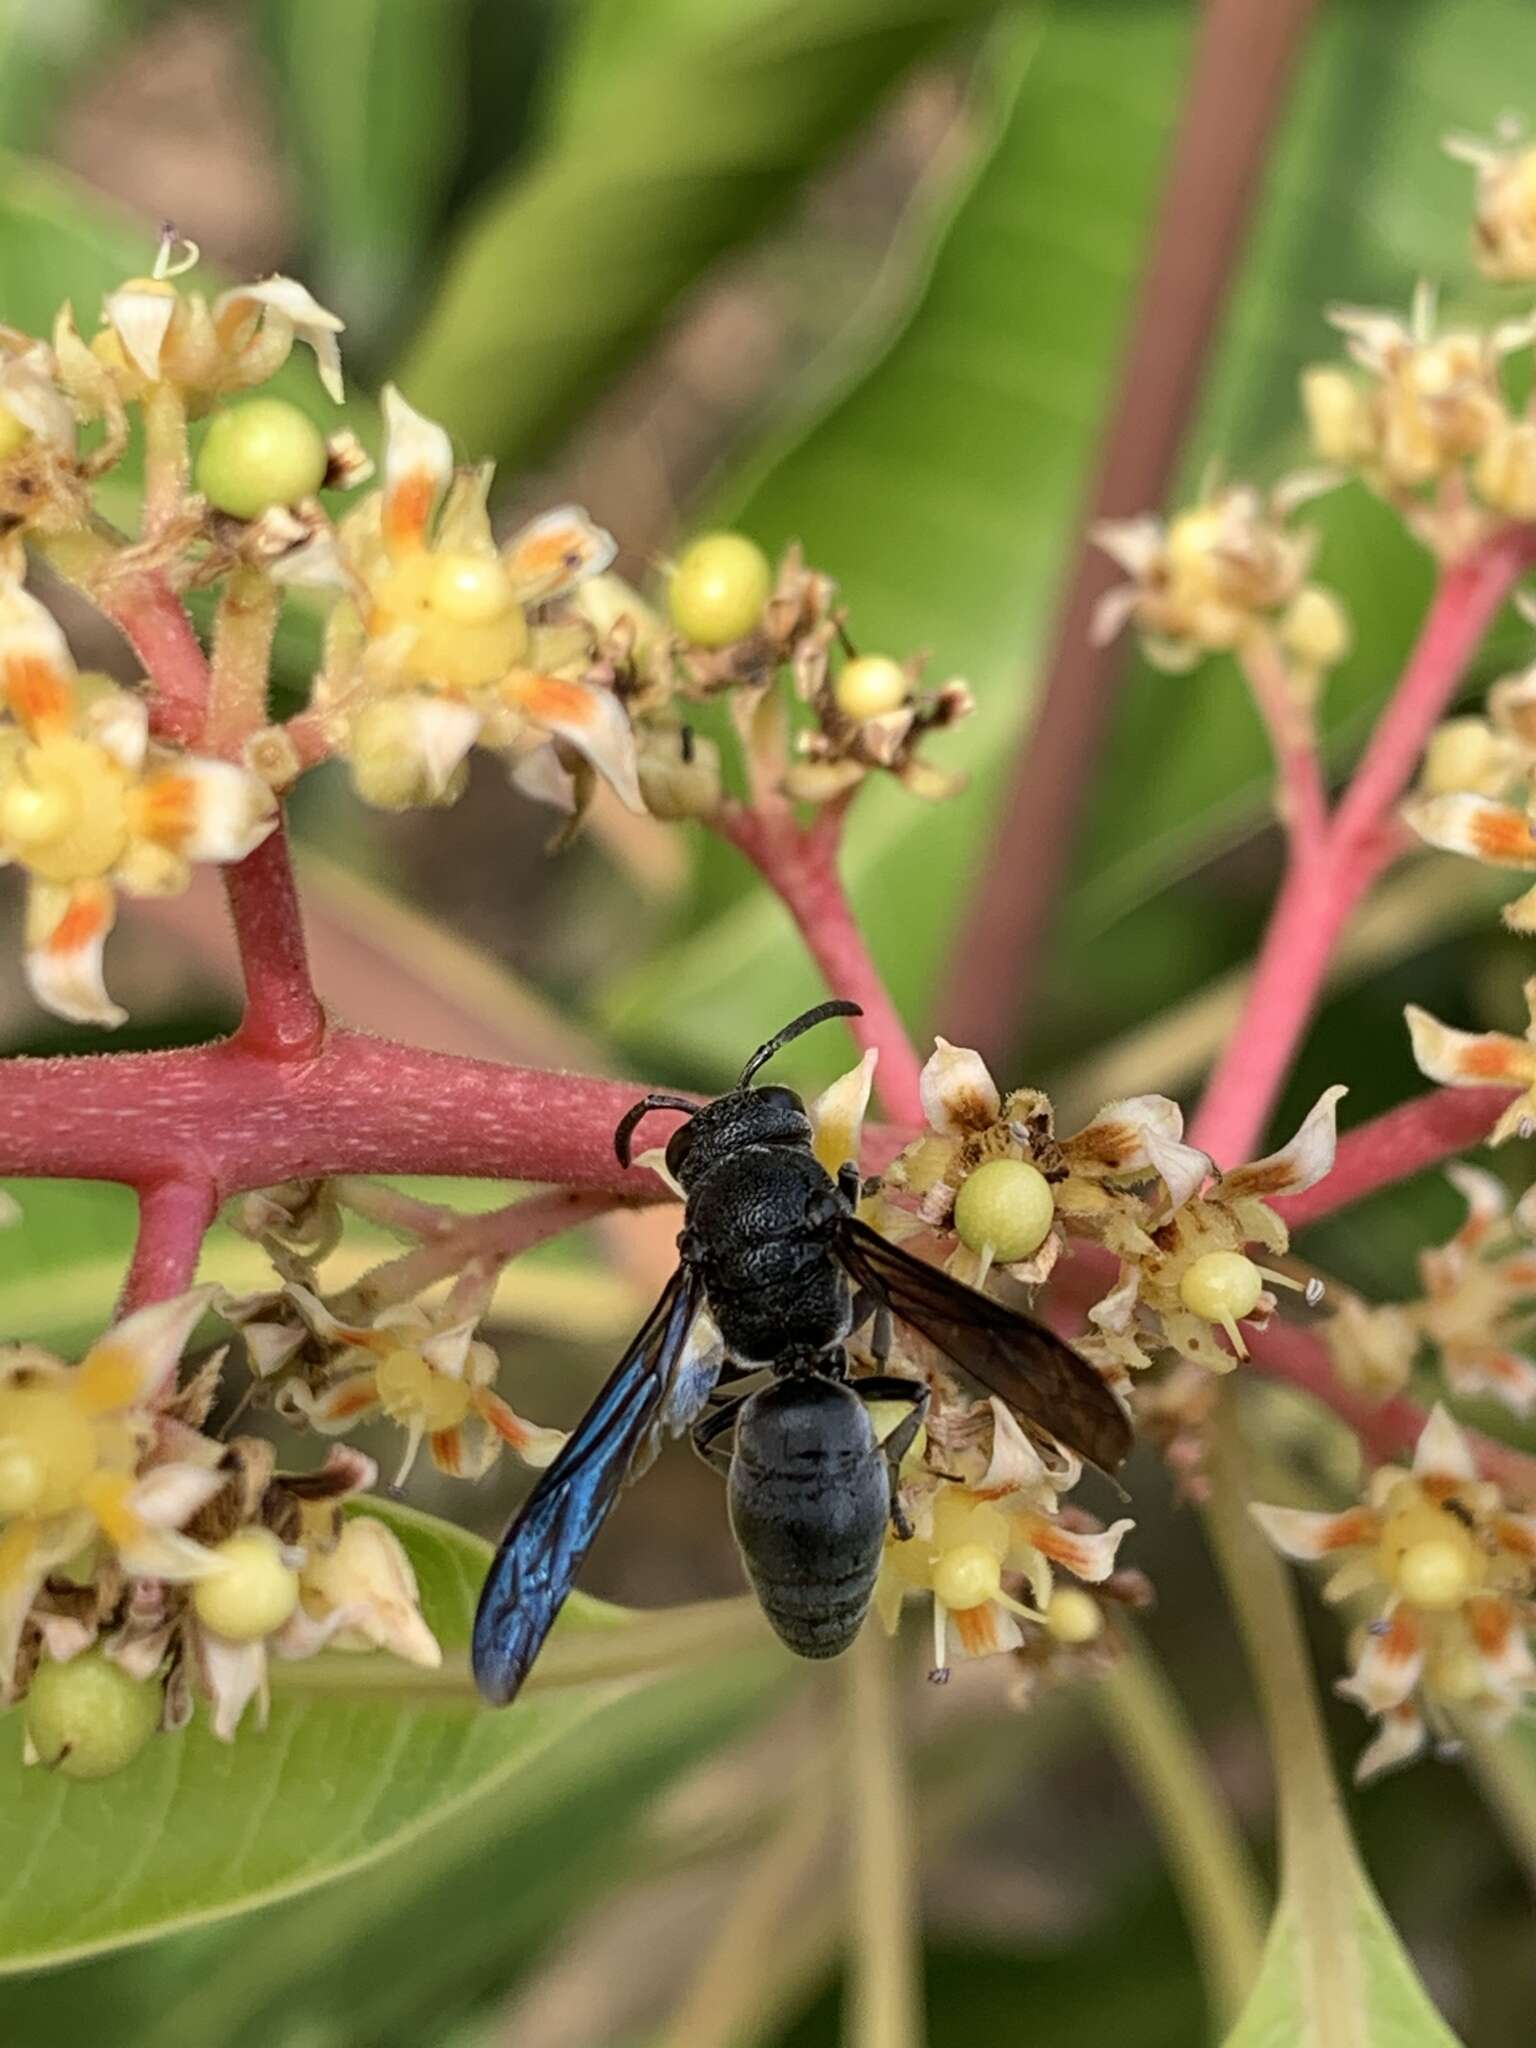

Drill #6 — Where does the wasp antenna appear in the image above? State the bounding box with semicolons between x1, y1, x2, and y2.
738;999;864;1087
614;1093;697;1167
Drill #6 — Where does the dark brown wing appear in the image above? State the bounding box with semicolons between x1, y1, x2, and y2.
835;1216;1132;1473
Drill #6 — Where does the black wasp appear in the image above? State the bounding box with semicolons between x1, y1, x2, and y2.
471;999;1132;1705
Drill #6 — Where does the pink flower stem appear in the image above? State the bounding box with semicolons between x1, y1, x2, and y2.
1191;527;1536;1166
223;823;327;1061
0;1028;912;1197
1243;1313;1536;1502
117;1175;219;1316
348;1186;627;1309
713;802;924;1123
100;571;212;749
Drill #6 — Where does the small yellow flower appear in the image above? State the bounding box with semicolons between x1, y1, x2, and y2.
1408;1166;1536;1414
1304;282;1536;551
1446;124;1536;282
1094;1089;1345;1374
1092;482;1339;676
302;385;640;818
1322;1292;1419;1402
274;1285;566;1486
875;1400;1133;1678
86;237;345;408
0;1289;227;1702
0;578;276;1024
1253;1405;1536;1780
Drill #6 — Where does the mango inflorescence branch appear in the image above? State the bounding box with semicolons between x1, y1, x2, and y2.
1;121;1536;1783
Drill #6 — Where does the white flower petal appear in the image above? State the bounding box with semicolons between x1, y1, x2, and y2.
1404;792;1536;868
137;756;277;865
1090;515;1165;578
1406;1003;1534;1093
103;279;178;381
0;344;75;452
1140;1122;1212;1213
128;1461;227;1531
24;878;123;1027
502;671;642;812
1412;1401;1478;1482
1220;1084;1347;1201
82;1285;217;1409
82;687;149;773
1336;1604;1424;1714
508;739;577;814
200;1629;269;1741
1249;1500;1376;1561
503;506;617;604
1353;1704;1427;1783
919;1038;999;1135
380;383;452;545
216;276;346;403
810;1049;877;1177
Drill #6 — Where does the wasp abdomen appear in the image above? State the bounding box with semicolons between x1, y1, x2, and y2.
727;1378;890;1660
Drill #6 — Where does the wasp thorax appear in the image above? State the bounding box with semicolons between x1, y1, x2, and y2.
666;1084;813;1187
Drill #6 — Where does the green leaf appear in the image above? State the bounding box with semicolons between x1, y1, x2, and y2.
599;0;1536;1084
1207;1406;1463;2048
0;1500;766;1972
1223;1891;1464;2048
395;0;1008;468
258;0;476;358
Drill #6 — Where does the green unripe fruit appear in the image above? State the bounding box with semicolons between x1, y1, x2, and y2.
833;655;909;721
196;398;329;519
193;1527;300;1641
952;1158;1055;1264
25;1652;161;1780
1178;1249;1264;1325
667;533;772;648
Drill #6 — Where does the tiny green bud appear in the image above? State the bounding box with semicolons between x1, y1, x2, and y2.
1045;1587;1103;1645
668;533;772;648
196;397;329;519
193;1527;300;1641
952;1158;1055;1265
25;1652;161;1780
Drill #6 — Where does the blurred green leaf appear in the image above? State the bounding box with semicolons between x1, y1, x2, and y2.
259;0;474;356
0;1498;685;1972
396;0;1008;467
131;1653;779;2048
0;1;137;155
600;0;1536;1085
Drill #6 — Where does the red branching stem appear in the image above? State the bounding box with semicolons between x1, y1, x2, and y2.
0;1028;911;1199
351;1186;626;1308
100;572;212;748
117;1176;219;1318
223;824;327;1061
1243;1313;1536;1504
1239;637;1329;855
713;803;925;1123
1274;1084;1519;1232
1191;527;1536;1166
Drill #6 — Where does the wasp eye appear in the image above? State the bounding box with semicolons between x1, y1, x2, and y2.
664;1120;696;1180
753;1085;801;1114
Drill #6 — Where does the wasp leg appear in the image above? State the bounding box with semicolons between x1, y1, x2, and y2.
691;1392;749;1477
837;1161;862;1206
852;1375;929;1541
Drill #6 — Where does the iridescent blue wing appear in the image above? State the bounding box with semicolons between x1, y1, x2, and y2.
472;1267;706;1706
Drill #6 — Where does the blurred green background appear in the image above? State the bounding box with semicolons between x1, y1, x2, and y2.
4;0;1536;2041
